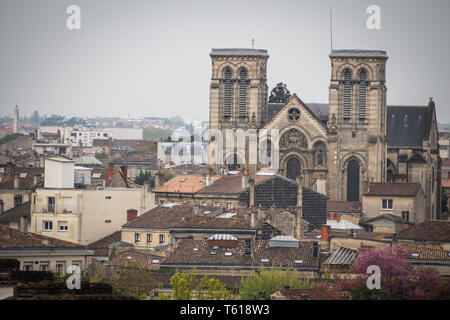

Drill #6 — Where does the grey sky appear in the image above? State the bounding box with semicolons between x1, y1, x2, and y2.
0;0;449;122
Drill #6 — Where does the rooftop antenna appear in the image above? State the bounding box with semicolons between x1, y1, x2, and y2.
252;39;255;49
330;5;334;51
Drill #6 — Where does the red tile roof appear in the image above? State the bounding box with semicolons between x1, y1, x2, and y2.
275;288;349;300
0;225;88;249
153;175;222;194
327;201;362;213
400;244;450;261
396;220;450;242
87;231;121;257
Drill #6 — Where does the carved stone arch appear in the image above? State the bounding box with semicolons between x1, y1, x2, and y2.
335;63;357;80
354;63;374;81
279;125;311;147
340;152;367;173
280;151;307;181
387;158;397;181
234;62;253;78
339;153;368;202
279;128;308;150
216;62;236;78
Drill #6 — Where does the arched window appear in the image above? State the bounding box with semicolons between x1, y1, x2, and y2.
359;69;367;120
239;69;248;118
343;69;352;120
224;68;232;118
286;157;301;180
347;159;360;201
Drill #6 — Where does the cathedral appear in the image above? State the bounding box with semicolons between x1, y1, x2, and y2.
208;48;441;220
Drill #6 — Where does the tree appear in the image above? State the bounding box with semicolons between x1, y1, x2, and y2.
239;266;314;300
337;245;450;300
268;83;291;103
134;171;154;187
157;269;231;300
95;152;108;160
163;173;174;182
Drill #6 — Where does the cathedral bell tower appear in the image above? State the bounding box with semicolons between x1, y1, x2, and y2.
327;50;388;201
209;48;269;173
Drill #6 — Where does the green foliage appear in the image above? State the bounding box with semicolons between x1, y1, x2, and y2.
95;152;108;160
143;127;172;141
134;171;155;187
157;269;231;300
239;266;314;300
268;83;291;103
163;173;174;182
0;133;24;145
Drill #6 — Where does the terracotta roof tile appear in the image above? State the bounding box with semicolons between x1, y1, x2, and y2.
396;220;450;242
327;201;362;213
87;231;121;257
105;250;164;270
0;225;88;249
154;175;223;194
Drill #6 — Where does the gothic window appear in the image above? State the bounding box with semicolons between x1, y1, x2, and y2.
224;68;232;118
347;159;360;201
343;69;352;120
288;108;300;121
313;142;326;166
359;69;367;120
239;69;248;118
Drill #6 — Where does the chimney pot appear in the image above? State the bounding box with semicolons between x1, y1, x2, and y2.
14;175;20;189
321;225;331;243
107;163;114;180
126;209;138;223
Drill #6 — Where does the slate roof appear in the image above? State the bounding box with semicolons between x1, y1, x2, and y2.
87;231;121;257
105;250;164;270
210;48;269;56
0;225;90;250
330;49;388;58
122;205;251;230
396;220;450;242
162;239;319;269
0;168;44;190
0;201;30;223
323;247;358;266
387;106;428;148
363;182;421;197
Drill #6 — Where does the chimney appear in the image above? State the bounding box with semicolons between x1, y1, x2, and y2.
248;177;255;208
108;137;112;159
19;216;28;233
294;206;303;240
126;209;138;223
120;165;128;179
107;163;114;180
155;170;164;188
321;224;331;252
250;211;256;228
14;175;20;189
242;169;249;190
194;206;199;215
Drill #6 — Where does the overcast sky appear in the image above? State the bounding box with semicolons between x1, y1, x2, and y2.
0;0;449;122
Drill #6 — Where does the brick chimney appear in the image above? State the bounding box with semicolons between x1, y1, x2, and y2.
107;163;114;180
321;224;331;252
127;209;138;223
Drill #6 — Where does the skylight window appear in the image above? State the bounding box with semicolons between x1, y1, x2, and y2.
193;247;199;252
411;253;419;257
224;252;232;256
19;173;27;178
294;260;303;264
152;259;160;264
126;256;132;260
210;251;217;255
260;258;269;263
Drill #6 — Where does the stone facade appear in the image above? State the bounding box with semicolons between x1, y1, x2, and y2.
208;48;441;220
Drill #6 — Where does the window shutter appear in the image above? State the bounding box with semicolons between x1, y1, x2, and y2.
224;69;232;118
343;70;351;120
239;69;247;118
359;70;367;120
